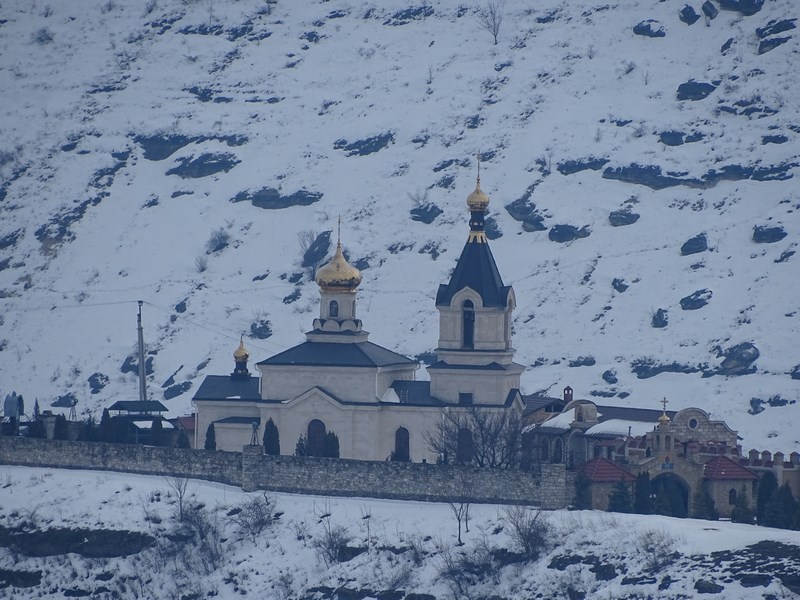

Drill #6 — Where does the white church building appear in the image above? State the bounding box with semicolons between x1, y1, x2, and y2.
192;174;526;461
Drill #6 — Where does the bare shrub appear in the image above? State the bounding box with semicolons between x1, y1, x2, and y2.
503;505;551;560
181;503;224;573
195;255;208;273
205;227;230;254
312;513;352;567
165;477;191;521
229;491;274;541
477;0;505;45
408;188;430;208
32;27;54;45
144;0;158;15
637;528;679;572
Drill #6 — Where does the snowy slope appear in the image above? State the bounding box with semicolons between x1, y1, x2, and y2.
1;466;799;599
0;0;798;451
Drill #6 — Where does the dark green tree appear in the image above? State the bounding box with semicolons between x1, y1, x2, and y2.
763;482;798;529
608;479;633;513
53;414;69;440
294;434;307;457
262;418;280;455
757;471;779;525
633;472;652;514
730;487;755;525
573;472;592;509
323;431;340;458
176;431;191;448
77;415;98;442
33;399;41;420
204;423;216;451
150;418;163;446
27;419;45;439
692;486;719;520
99;408;115;443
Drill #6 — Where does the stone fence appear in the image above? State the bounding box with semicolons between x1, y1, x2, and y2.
0;437;572;508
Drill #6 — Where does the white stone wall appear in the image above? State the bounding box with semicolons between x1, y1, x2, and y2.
194;400;261;450
429;367;521;405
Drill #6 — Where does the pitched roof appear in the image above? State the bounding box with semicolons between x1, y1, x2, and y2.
435;237;511;308
388;381;445;406
427;360;509;371
704;455;759;480
580;457;636;483
214;416;261;425
523;395;565;414
108;400;167;413
193;375;262;401
596;405;676;423
257;341;415;368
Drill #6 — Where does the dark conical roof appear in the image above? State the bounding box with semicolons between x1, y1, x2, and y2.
435;232;511;308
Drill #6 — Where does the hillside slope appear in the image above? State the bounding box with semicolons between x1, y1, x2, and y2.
0;0;798;451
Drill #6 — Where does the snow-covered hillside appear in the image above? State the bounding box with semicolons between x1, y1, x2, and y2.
1;466;799;599
0;0;798;451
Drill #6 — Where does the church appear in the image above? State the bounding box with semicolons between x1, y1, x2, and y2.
193;173;526;461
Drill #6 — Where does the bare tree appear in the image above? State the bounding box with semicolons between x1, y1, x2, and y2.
165;476;190;521
426;406;523;469
229;491;274;541
448;501;469;546
502;505;551;560
477;0;505;46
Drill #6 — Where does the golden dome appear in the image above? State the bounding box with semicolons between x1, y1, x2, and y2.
466;176;490;212
315;242;362;291
658;411;671;425
234;339;249;362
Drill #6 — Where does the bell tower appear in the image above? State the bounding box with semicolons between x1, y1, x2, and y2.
428;166;524;405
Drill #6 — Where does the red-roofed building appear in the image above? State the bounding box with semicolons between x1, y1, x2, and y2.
580;457;635;511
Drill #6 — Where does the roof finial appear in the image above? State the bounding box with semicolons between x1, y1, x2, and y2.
661;397;668;412
658;397;671;425
337;215;342;247
476;152;481;186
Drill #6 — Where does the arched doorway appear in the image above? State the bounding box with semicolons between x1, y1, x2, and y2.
462;300;474;348
394;427;410;462
651;473;689;518
456;427;474;463
308;419;326;457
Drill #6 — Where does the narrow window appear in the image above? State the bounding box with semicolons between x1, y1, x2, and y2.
462;300;474;348
728;488;737;505
456;428;474;463
458;393;473;406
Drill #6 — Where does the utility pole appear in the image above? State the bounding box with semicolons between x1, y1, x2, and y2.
137;301;148;402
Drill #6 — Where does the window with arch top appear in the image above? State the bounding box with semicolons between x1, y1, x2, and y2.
329;300;339;318
462;300;475;348
308;419;326;457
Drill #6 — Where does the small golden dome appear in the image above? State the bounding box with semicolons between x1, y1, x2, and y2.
466;176;490;212
658;412;671;425
315;242;362;291
234;339;249;362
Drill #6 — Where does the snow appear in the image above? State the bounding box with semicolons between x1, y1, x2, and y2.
0;0;797;455
1;466;799;599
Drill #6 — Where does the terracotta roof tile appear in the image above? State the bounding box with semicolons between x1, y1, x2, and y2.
704;455;759;480
580;457;635;483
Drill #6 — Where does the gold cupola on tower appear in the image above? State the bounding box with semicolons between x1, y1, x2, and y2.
466;158;490;212
315;220;362;292
233;338;249;362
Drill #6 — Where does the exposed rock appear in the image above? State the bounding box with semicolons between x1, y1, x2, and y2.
569;356;596;367
133;134;246;161
694;579;724;594
0;567;41;588
791;365;800;380
232;187;322;209
721;37;734;53
631;358;703;379
250;318;273;340
334;132;394;156
659;131;685;146
166;153;239;178
0;525;155;558
702;1;719;19
302;231;331;269
602;369;618;384
52;393;78;408
603;162;796;190
652;308;668;328
762;135;788;144
410;202;443;224
505;189;547;232
556;157;609;175
752;225;787;243
758;37;790;54
608;210;640;227
87;372;109;395
717;342;759;375
633;20;665;37
681;233;708;255
484;216;502;240
677;80;717;101
549;224;590;243
612;278;628;293
383;6;433;26
120;355;154;377
680;5;701;25
756;19;797;38
718;0;764;16
163;381;192;400
680;289;712;310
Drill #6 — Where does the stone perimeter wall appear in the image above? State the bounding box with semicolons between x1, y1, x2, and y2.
0;437;572;508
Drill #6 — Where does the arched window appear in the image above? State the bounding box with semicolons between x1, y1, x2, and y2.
462;300;474;348
308;419;326;457
552;438;563;464
329;300;339;318
394;427;410;462
728;488;737;505
456;427;474;463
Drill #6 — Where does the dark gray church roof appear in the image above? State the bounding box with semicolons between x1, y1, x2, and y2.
214;416;261;425
193;375;262;402
435;237;511;308
427;361;510;371
388;381;445;406
596;405;676;423
108;400;167;413
257;341;416;368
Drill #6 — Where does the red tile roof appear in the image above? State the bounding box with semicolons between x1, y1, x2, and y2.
581;457;635;483
704;455;759;480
